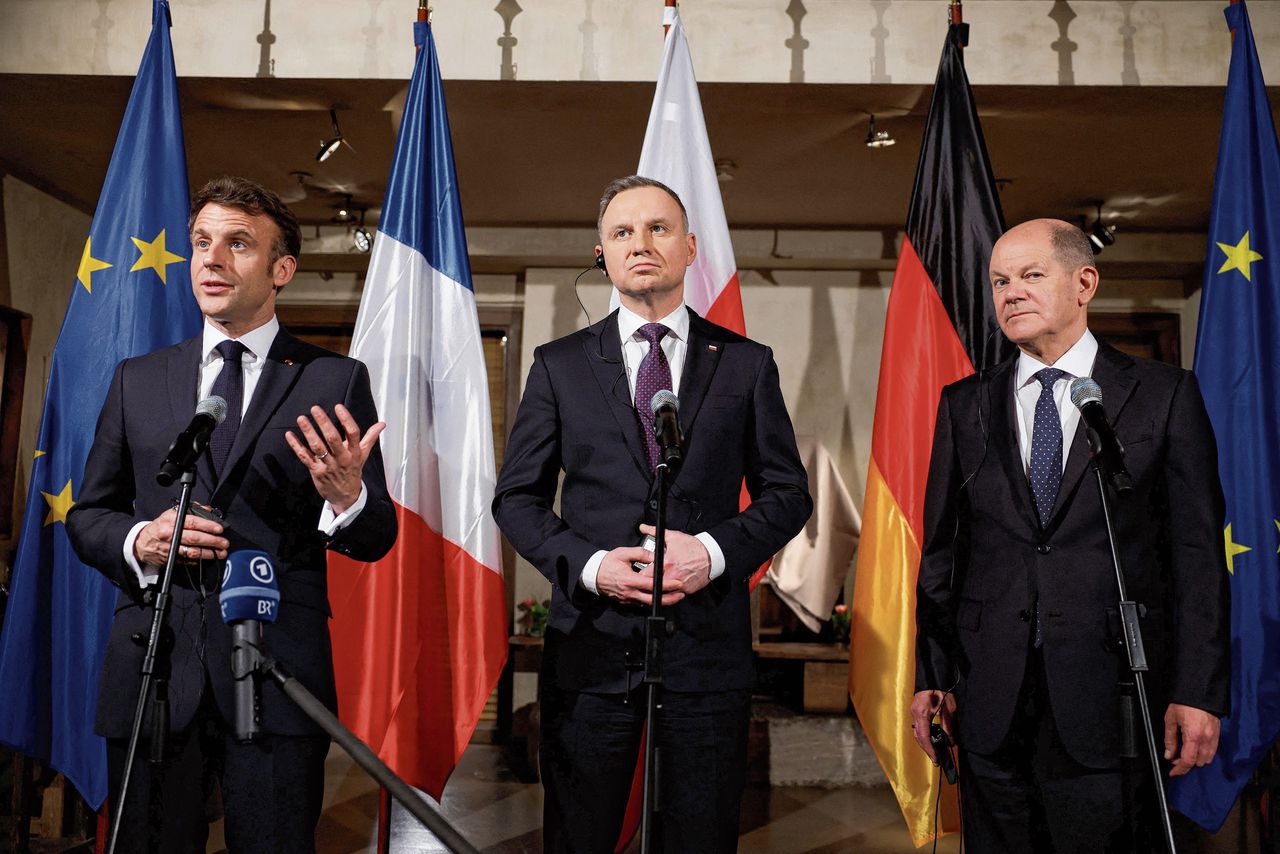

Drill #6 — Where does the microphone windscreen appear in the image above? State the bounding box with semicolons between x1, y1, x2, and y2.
1069;376;1103;411
650;389;679;416
219;550;280;624
197;395;229;424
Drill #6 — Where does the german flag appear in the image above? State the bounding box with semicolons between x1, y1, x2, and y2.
848;21;1012;846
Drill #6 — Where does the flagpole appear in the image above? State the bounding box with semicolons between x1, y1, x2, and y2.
949;0;962;25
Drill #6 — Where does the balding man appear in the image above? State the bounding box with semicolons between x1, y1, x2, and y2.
910;219;1230;851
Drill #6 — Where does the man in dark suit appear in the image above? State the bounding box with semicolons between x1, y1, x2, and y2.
67;176;397;853
493;175;811;853
911;219;1230;851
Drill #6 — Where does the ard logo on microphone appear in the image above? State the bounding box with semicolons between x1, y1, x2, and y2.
218;549;281;624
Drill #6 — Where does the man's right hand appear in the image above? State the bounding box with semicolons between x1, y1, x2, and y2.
595;546;682;606
911;689;957;765
134;507;229;568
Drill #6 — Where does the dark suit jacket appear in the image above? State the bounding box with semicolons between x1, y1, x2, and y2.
915;340;1230;768
67;327;397;738
493;308;812;693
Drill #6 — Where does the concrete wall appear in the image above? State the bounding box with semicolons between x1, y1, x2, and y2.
1;1;1276;86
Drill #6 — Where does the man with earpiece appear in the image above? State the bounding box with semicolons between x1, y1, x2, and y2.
911;219;1230;851
493;175;811;853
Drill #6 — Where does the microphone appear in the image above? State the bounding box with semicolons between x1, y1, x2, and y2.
219;549;280;742
1068;377;1134;493
650;389;683;470
157;396;227;486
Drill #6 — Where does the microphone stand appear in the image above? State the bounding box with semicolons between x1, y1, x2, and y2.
1088;430;1177;854
106;467;196;854
233;635;480;854
639;460;673;854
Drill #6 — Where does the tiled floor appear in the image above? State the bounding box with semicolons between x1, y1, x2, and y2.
208;743;960;853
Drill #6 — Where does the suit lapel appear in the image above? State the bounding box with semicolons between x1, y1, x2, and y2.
213;329;306;499
583;311;650;478
677;309;722;438
1048;341;1138;525
167;337;217;491
988;358;1042;533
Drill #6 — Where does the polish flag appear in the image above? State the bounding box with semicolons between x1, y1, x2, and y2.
616;5;744;335
327;17;508;800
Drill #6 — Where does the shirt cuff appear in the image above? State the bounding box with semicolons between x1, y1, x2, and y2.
123;520;158;589
580;549;608;595
319;483;368;536
695;532;726;581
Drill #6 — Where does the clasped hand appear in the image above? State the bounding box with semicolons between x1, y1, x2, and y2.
595;523;711;606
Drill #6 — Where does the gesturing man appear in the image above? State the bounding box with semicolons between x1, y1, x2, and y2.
493;175;811;853
67;176;397;853
912;219;1230;851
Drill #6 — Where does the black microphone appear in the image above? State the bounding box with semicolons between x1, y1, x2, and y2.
157;396;227;486
650;389;683;470
1068;377;1134;493
219;550;280;742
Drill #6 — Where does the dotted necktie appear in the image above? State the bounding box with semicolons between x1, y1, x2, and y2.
1028;367;1067;526
634;323;672;472
209;340;248;477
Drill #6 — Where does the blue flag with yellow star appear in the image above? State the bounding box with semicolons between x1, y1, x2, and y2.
1169;0;1280;832
0;0;200;808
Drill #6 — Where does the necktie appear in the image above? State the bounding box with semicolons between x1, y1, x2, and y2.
209;340;248;477
1028;367;1067;526
634;323;672;472
1028;367;1065;649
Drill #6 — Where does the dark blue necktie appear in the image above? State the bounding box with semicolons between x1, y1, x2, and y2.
1029;367;1067;526
209;339;247;477
634;323;672;473
1028;367;1065;649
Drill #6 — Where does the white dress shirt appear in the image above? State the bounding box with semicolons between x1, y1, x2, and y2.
1013;329;1099;475
123;317;366;586
579;303;726;595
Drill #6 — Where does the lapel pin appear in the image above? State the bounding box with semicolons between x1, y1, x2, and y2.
707;344;719;352
283;358;295;366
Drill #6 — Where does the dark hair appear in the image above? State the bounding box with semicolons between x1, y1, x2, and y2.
188;175;302;265
597;175;689;237
1048;221;1096;273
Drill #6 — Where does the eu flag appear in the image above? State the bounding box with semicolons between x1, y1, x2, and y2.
1169;0;1280;832
0;0;201;808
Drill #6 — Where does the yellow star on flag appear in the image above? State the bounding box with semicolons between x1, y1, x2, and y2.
1216;231;1264;281
130;229;186;284
77;237;113;294
33;449;46;459
41;480;75;527
1275;520;1280;554
1224;523;1251;574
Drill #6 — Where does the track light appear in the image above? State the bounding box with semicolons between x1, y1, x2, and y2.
352;211;371;253
332;195;355;224
865;114;896;149
1088;203;1116;254
316;109;350;163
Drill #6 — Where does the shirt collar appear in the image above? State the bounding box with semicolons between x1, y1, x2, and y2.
617;302;689;345
1016;328;1098;388
201;316;280;364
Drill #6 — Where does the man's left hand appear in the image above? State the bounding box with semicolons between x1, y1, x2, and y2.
637;523;711;605
285;404;386;513
1164;703;1221;777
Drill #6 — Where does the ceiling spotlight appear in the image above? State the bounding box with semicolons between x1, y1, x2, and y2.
715;159;736;183
332;195;355;224
353;227;372;253
1088;203;1116;254
316;109;353;163
865;114;896;149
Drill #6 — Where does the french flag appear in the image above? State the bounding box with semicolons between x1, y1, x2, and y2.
327;17;508;800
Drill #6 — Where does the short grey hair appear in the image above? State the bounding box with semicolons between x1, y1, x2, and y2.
1049;221;1097;273
597;175;689;237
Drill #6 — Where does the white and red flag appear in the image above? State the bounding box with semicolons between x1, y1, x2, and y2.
327;17;507;799
616;5;744;335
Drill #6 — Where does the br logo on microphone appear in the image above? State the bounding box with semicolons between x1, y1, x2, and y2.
219;549;281;625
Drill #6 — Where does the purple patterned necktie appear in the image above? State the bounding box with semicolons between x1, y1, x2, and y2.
209;339;247;477
1028;366;1066;649
634;323;672;472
